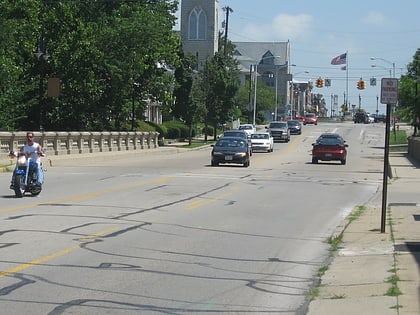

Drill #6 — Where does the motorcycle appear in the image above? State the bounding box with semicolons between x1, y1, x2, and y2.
9;151;45;198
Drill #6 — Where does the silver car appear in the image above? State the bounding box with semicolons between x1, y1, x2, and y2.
266;121;290;142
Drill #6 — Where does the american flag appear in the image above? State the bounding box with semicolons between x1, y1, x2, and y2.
331;53;347;65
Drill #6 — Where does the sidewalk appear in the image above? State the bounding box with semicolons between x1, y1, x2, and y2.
306;148;420;314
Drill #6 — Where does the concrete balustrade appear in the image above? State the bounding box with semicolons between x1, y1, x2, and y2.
0;131;159;156
408;136;420;163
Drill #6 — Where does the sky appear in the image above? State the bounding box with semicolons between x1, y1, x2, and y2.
175;0;420;115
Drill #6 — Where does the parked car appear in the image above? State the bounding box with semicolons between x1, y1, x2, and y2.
303;113;318;125
211;136;250;167
354;112;368;124
287;120;302;135
266;121;290;142
223;129;253;155
312;133;348;165
371;113;386;123
238;124;256;137
250;132;274;152
367;114;375;123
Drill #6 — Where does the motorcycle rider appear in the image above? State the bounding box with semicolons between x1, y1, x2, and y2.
10;131;44;189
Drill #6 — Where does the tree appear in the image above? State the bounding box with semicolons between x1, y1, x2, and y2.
199;51;240;140
398;49;420;135
173;51;204;144
0;0;180;131
234;78;277;124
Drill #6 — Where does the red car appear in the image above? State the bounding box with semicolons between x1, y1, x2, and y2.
312;133;348;165
303;113;318;125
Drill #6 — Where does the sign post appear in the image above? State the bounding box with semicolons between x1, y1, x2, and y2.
380;78;398;233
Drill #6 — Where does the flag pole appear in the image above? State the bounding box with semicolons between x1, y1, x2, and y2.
346;51;349;110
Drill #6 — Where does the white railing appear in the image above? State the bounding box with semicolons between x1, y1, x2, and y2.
0;131;159;156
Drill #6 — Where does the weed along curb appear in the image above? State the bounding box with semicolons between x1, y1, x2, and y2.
307;204;400;314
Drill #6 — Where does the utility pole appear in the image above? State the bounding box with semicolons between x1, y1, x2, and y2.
222;6;233;57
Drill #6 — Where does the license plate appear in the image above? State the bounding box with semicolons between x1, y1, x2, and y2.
225;155;233;161
325;153;332;157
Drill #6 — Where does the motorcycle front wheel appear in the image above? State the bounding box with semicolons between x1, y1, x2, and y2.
14;174;25;198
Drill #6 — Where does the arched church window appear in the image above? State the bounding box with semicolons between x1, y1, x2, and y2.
188;7;206;40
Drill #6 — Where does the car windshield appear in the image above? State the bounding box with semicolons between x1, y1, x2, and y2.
216;139;246;147
269;122;287;128
251;134;269;139
239;125;253;130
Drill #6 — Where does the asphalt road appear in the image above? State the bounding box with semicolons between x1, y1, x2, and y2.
0;121;387;315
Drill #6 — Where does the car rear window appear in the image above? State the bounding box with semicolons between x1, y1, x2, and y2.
318;138;342;145
224;131;245;137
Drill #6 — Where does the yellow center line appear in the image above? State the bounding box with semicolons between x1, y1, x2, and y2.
185;186;239;211
0;177;174;213
0;227;120;278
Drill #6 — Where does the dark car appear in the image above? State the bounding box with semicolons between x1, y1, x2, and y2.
211;136;250;167
312;133;348;165
371;113;386;123
223;129;253;154
354;112;368;124
287;120;302;135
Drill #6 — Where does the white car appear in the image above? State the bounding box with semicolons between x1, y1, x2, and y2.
250;132;274;152
238;124;256;137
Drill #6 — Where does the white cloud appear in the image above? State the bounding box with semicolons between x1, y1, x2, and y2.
362;11;386;25
272;14;313;38
240;13;313;41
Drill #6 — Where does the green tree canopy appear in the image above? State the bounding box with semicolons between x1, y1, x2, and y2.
0;0;180;131
398;48;420;131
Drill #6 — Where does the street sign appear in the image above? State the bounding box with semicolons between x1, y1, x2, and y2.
380;78;398;104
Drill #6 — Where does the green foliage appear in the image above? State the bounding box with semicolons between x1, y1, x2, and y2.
136;121;155;132
327;234;343;252
145;121;167;138
163;120;190;139
389;130;408;145
198;49;241;131
398;49;420;125
202;126;214;136
0;0;180;131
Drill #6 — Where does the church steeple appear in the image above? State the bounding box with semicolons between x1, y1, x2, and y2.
180;0;219;68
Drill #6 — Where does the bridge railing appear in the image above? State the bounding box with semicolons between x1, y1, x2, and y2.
0;131;159;156
408;136;420;163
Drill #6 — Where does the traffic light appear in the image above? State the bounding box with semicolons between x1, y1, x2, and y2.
315;77;324;88
357;79;366;90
